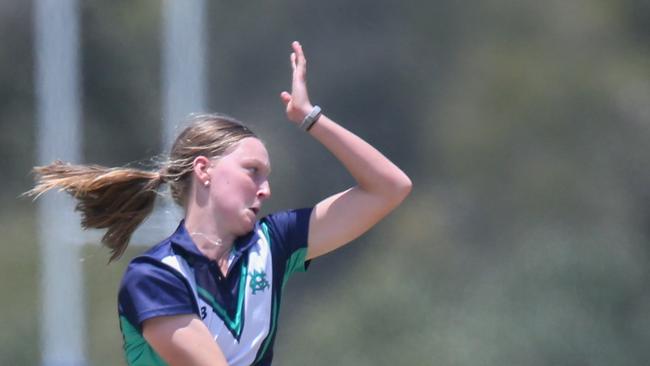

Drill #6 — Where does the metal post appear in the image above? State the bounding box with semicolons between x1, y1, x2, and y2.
133;0;206;242
162;0;207;149
34;0;86;365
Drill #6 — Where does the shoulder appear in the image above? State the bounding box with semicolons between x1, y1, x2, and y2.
120;239;182;285
257;208;312;268
118;249;197;328
120;256;183;287
119;255;191;311
261;208;313;235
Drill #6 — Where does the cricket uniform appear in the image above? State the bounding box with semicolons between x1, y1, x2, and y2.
118;208;312;366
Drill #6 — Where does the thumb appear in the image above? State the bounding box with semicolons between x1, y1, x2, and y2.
280;91;292;106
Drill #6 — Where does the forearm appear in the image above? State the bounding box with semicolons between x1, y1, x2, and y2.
307;113;412;200
144;315;229;366
303;111;412;258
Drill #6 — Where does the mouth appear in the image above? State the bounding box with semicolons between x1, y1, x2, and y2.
249;207;260;216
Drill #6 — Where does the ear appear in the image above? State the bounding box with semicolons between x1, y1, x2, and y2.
192;156;211;184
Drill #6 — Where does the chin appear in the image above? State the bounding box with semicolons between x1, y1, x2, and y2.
237;216;257;234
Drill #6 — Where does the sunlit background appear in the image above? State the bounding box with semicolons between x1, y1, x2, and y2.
2;0;650;365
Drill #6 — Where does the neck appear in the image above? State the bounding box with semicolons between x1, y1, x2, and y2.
184;186;237;262
184;218;234;262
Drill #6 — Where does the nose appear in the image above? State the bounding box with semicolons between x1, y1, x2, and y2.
257;180;271;200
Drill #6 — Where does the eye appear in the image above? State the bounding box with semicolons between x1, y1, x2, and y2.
246;166;259;175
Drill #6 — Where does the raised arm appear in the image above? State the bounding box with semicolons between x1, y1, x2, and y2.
280;42;412;260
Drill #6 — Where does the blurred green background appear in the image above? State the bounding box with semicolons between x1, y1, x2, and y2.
2;0;650;365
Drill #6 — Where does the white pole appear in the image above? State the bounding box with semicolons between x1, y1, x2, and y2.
162;0;207;149
133;0;206;242
34;0;86;365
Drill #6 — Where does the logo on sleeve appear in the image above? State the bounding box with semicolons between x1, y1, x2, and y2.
249;270;270;294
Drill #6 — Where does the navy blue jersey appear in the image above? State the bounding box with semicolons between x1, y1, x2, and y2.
118;208;312;366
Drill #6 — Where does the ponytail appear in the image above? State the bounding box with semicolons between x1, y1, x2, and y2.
27;114;257;262
26;161;165;262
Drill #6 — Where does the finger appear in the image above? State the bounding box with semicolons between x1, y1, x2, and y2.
290;52;297;70
292;41;302;58
293;42;306;69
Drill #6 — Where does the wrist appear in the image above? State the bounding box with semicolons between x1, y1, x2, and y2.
299;105;322;131
298;104;314;121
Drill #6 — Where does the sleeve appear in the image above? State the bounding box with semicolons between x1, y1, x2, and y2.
262;207;313;276
118;258;196;330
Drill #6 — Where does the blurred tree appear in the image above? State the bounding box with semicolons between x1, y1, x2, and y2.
2;0;650;365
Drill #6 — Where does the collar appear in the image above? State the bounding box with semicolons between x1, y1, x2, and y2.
169;220;260;264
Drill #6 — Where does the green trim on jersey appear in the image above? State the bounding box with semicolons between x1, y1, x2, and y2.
253;293;280;365
283;248;308;289
254;223;279;364
196;258;249;338
120;316;168;366
253;223;308;364
260;222;272;250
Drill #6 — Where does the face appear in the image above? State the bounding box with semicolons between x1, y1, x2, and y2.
204;137;272;235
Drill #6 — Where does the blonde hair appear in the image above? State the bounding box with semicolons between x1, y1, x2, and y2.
26;113;257;261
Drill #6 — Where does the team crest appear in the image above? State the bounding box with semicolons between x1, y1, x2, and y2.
249;270;270;294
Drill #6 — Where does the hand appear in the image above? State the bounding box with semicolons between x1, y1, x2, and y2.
280;41;314;124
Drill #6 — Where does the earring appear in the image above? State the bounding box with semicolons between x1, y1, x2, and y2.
204;180;210;186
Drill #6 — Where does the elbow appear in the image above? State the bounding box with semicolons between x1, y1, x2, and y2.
398;173;413;201
388;171;412;206
362;169;412;208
